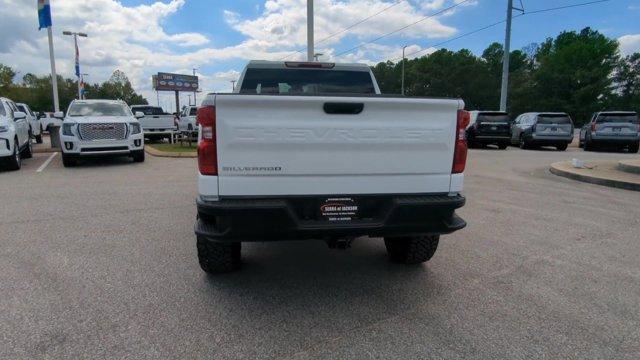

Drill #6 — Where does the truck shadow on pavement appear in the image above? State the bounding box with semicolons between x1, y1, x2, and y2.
195;240;447;346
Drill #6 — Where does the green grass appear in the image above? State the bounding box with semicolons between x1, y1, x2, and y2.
148;143;197;153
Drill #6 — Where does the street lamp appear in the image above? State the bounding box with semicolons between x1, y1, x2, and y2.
63;31;88;99
401;45;408;96
230;80;237;92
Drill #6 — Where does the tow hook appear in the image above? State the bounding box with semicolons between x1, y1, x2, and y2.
326;237;354;249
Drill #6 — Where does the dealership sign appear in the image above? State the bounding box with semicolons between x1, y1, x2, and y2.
154;72;199;92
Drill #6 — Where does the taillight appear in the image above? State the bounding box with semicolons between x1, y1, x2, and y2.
197;105;217;175
453;109;470;174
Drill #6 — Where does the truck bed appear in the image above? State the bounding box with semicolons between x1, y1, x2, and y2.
212;94;464;196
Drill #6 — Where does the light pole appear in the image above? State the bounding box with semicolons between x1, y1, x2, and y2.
81;73;88;99
188;94;192;106
401;45;408;96
500;0;523;111
307;0;314;61
63;30;88;99
230;80;237;92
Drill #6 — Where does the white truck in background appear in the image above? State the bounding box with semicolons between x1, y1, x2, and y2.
130;105;177;140
194;61;469;273
177;105;198;131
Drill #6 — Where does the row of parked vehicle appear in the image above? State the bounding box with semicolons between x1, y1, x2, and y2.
465;110;639;153
1;95;209;171
1;96;148;171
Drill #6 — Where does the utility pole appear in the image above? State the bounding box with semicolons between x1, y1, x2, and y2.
47;27;60;112
499;0;523;112
401;45;408;96
188;94;192;106
307;0;314;61
230;80;237;92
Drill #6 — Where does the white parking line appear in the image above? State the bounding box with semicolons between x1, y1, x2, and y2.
36;152;58;173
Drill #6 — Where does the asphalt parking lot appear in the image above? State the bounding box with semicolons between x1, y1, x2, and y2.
2;147;640;359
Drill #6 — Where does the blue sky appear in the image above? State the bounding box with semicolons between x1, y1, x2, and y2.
1;0;639;109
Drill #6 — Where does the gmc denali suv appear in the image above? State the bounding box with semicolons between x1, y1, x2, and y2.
194;61;469;273
59;100;145;167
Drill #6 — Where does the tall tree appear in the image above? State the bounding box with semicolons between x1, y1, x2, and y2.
532;27;619;124
612;53;640;110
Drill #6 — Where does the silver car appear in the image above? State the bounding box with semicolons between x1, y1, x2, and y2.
511;112;574;151
579;111;639;152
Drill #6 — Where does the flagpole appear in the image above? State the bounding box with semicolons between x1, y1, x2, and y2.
46;26;60;112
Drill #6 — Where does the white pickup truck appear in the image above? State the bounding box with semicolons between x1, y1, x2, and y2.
194;61;469;273
130;105;176;140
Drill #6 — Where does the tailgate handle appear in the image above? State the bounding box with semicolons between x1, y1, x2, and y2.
323;102;364;115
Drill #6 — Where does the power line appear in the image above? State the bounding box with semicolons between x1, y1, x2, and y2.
334;0;473;57
280;0;407;60
388;0;611;62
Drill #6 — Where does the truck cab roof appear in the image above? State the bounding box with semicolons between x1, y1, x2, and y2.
246;60;372;72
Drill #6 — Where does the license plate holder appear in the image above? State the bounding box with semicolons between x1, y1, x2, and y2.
320;197;359;222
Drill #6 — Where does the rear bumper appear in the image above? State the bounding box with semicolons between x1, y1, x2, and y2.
590;134;639;144
195;194;466;242
473;135;511;143
531;134;573;143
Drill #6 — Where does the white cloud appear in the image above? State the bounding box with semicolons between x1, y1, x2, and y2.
229;0;458;50
619;34;640;56
0;0;467;105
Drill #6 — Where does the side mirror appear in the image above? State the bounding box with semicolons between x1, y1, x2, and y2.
54;111;64;119
134;111;145;119
14;111;27;120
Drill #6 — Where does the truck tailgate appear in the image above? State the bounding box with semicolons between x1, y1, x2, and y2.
215;95;463;196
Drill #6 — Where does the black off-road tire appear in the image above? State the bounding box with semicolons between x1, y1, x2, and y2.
132;150;145;163
197;235;241;274
628;142;639;153
384;235;440;264
556;143;568;151
62;153;77;168
498;142;508;150
21;139;33;159
3;139;21;171
519;135;529;150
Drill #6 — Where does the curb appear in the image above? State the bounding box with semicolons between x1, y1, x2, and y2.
33;147;58;154
145;146;197;158
618;160;640;175
550;161;640;192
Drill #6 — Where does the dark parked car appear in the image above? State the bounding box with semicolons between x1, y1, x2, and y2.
511;112;574;151
579;111;639;152
466;111;511;149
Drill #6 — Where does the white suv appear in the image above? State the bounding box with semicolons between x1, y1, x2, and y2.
16;103;43;144
59;99;145;167
0;97;33;171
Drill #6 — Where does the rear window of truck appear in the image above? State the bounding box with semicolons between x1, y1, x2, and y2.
596;114;638;124
477;113;510;123
537;115;572;125
240;68;376;95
